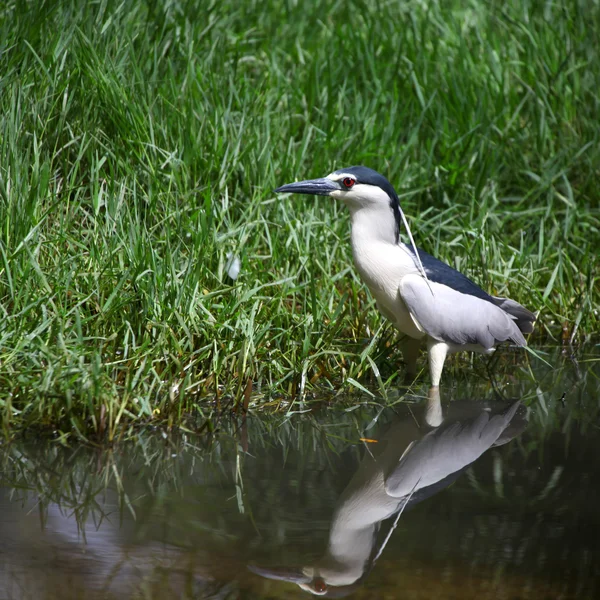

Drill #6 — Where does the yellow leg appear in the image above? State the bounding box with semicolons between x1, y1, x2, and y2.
425;385;443;427
427;340;449;387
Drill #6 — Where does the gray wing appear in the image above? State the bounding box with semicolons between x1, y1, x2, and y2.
384;402;520;498
399;275;526;348
406;246;536;335
491;297;536;334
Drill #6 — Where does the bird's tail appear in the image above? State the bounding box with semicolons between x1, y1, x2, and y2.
492;297;536;335
492;401;528;447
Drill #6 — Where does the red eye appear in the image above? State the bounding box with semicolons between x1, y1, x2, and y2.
312;577;327;593
343;177;355;188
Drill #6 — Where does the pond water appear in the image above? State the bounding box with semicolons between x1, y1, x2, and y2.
0;348;599;599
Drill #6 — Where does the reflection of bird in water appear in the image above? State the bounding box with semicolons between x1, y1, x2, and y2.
249;388;527;597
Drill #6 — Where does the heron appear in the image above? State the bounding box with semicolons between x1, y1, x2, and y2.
274;166;536;386
249;387;527;596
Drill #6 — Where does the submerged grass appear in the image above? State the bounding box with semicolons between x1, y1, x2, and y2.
0;0;598;436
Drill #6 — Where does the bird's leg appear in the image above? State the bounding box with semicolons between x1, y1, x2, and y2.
401;337;422;383
427;340;449;388
425;386;443;427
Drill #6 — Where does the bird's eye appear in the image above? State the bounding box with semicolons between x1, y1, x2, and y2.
312;578;327;593
343;177;355;188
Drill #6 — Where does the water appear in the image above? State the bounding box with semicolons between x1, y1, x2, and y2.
0;349;599;599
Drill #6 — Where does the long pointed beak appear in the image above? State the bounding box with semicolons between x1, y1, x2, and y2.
274;178;339;196
248;564;311;584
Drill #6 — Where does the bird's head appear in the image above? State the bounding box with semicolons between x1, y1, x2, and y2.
274;165;429;277
275;165;398;208
248;564;362;597
275;165;407;245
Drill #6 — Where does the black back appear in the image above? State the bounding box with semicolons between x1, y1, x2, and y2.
406;245;494;301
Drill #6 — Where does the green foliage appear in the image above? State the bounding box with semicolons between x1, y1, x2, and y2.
0;0;598;435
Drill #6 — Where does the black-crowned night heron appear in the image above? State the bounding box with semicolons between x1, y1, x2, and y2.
274;166;536;387
249;388;526;596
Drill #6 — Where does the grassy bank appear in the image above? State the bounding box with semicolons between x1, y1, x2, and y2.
0;0;598;437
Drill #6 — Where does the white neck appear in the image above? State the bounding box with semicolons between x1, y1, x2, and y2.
346;203;398;247
308;521;375;587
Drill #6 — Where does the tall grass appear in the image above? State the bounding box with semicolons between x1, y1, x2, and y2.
0;0;598;436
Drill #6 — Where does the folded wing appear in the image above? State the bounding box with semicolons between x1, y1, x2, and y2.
399;275;527;349
405;246;536;336
384;402;521;498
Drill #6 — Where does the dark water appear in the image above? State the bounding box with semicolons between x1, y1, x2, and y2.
1;349;599;599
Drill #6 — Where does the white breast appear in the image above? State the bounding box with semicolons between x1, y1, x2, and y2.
351;237;425;339
344;200;427;339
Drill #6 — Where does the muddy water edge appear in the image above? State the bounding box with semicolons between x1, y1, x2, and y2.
0;348;599;600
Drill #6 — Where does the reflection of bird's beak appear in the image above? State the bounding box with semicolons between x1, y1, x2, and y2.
248;564;311;584
274;178;339;196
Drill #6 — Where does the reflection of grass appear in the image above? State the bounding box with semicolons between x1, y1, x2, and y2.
2;353;598;531
0;0;599;435
1;360;598;599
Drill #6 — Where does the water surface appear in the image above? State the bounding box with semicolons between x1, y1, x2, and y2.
1;350;599;599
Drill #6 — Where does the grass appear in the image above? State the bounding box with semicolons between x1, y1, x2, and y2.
0;0;598;437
